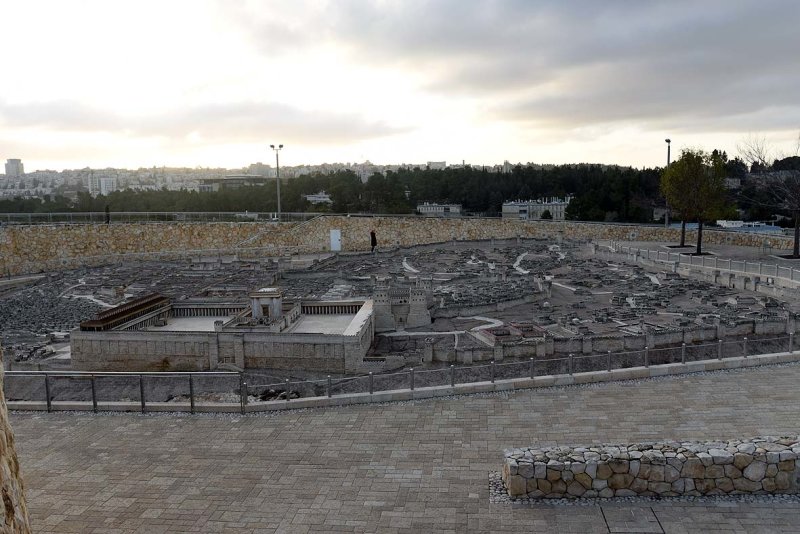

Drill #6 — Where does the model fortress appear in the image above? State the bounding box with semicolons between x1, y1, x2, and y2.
71;288;374;373
373;280;433;332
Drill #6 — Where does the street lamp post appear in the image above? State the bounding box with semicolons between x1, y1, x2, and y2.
665;138;671;228
270;144;283;220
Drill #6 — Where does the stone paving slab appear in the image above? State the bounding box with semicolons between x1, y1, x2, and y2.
10;363;800;533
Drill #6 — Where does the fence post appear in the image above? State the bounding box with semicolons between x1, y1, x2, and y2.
44;374;51;412
607;351;612;372
681;343;686;364
410;368;415;391
285;378;290;402
568;354;574;375
239;381;247;413
91;375;98;413
644;346;649;367
491;360;496;383
327;375;332;397
743;337;748;358
790;333;795;353
369;372;374;395
529;358;534;379
450;365;456;387
189;375;195;414
718;339;723;360
239;373;249;407
139;374;146;414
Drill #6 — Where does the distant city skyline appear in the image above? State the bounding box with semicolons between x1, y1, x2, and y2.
1;1;799;172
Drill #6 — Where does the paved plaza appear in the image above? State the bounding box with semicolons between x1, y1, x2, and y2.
11;363;800;533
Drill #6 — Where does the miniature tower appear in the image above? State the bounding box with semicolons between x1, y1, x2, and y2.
373;286;395;332
249;287;283;320
407;286;431;328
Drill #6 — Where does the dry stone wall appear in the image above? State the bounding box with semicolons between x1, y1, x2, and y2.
0;222;284;276
0;347;32;532
502;436;800;500
0;216;794;277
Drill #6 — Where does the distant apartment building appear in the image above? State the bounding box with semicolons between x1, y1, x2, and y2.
199;175;271;192
247;162;276;177
502;196;573;220
5;159;24;178
417;202;462;217
88;172;118;196
426;161;446;170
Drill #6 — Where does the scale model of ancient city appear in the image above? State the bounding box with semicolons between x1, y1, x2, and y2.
4;220;800;396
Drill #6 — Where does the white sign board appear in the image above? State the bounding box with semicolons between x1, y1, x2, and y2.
330;229;342;251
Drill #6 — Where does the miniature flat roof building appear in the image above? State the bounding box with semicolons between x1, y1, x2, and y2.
71;289;375;374
250;287;283;319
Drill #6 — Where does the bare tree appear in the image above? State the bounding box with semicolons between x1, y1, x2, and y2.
737;134;773;171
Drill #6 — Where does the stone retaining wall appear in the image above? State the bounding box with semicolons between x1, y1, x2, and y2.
1;216;794;276
0;347;32;532
503;437;800;499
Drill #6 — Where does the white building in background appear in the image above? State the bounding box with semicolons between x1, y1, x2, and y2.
5;159;24;178
89;172;119;196
304;191;333;205
426;161;446;170
502;196;573;221
417;202;462;217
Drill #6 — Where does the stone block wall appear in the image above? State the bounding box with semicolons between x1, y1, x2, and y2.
0;221;285;276
503;437;800;499
1;215;795;277
0;347;32;532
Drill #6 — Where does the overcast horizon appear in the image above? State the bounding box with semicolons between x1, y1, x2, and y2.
2;0;799;173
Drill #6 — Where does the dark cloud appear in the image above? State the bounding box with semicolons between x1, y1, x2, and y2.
233;0;800;132
0;100;406;144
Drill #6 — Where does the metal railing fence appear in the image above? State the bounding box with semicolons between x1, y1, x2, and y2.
608;243;800;284
4;334;795;413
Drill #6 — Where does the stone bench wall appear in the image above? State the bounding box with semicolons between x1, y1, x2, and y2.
502;437;800;499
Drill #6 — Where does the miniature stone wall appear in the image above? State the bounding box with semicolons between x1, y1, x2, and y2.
1;216;794;277
0;347;32;532
503;437;800;499
70;328;368;373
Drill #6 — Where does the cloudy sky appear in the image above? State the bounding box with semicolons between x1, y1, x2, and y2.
2;0;798;171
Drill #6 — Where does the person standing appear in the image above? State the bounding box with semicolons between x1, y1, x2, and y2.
370;229;377;253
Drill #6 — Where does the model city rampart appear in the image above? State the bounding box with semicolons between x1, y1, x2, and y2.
2;216;795;277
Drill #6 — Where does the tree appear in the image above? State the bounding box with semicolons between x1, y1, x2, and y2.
758;172;800;258
661;149;728;255
773;156;800;172
737;134;773;173
540;209;553;220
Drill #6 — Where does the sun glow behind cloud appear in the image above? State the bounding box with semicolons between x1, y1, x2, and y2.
1;0;798;171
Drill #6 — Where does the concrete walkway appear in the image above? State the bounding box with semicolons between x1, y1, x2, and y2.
11;363;800;533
